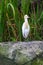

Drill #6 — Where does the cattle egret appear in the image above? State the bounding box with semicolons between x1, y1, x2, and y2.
22;15;30;38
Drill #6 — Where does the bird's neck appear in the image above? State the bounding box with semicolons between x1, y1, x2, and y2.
24;18;28;22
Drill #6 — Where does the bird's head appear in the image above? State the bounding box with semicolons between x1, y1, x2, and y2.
24;15;30;19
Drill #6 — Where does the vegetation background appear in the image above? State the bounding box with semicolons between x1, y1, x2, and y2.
0;0;43;42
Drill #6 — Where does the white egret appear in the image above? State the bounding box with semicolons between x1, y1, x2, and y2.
22;15;30;38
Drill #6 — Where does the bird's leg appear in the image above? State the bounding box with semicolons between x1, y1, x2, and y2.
23;37;29;42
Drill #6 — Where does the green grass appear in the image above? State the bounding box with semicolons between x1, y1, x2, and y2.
0;0;43;41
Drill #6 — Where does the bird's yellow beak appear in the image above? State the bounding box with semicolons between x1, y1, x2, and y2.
28;16;30;18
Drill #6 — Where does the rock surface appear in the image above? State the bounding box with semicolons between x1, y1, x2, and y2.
0;41;43;65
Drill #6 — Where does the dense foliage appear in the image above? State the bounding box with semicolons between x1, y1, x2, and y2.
0;0;43;41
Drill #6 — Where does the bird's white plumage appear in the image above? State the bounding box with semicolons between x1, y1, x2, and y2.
22;15;30;38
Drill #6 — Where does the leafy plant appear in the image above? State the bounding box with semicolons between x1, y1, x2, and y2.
0;0;43;41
